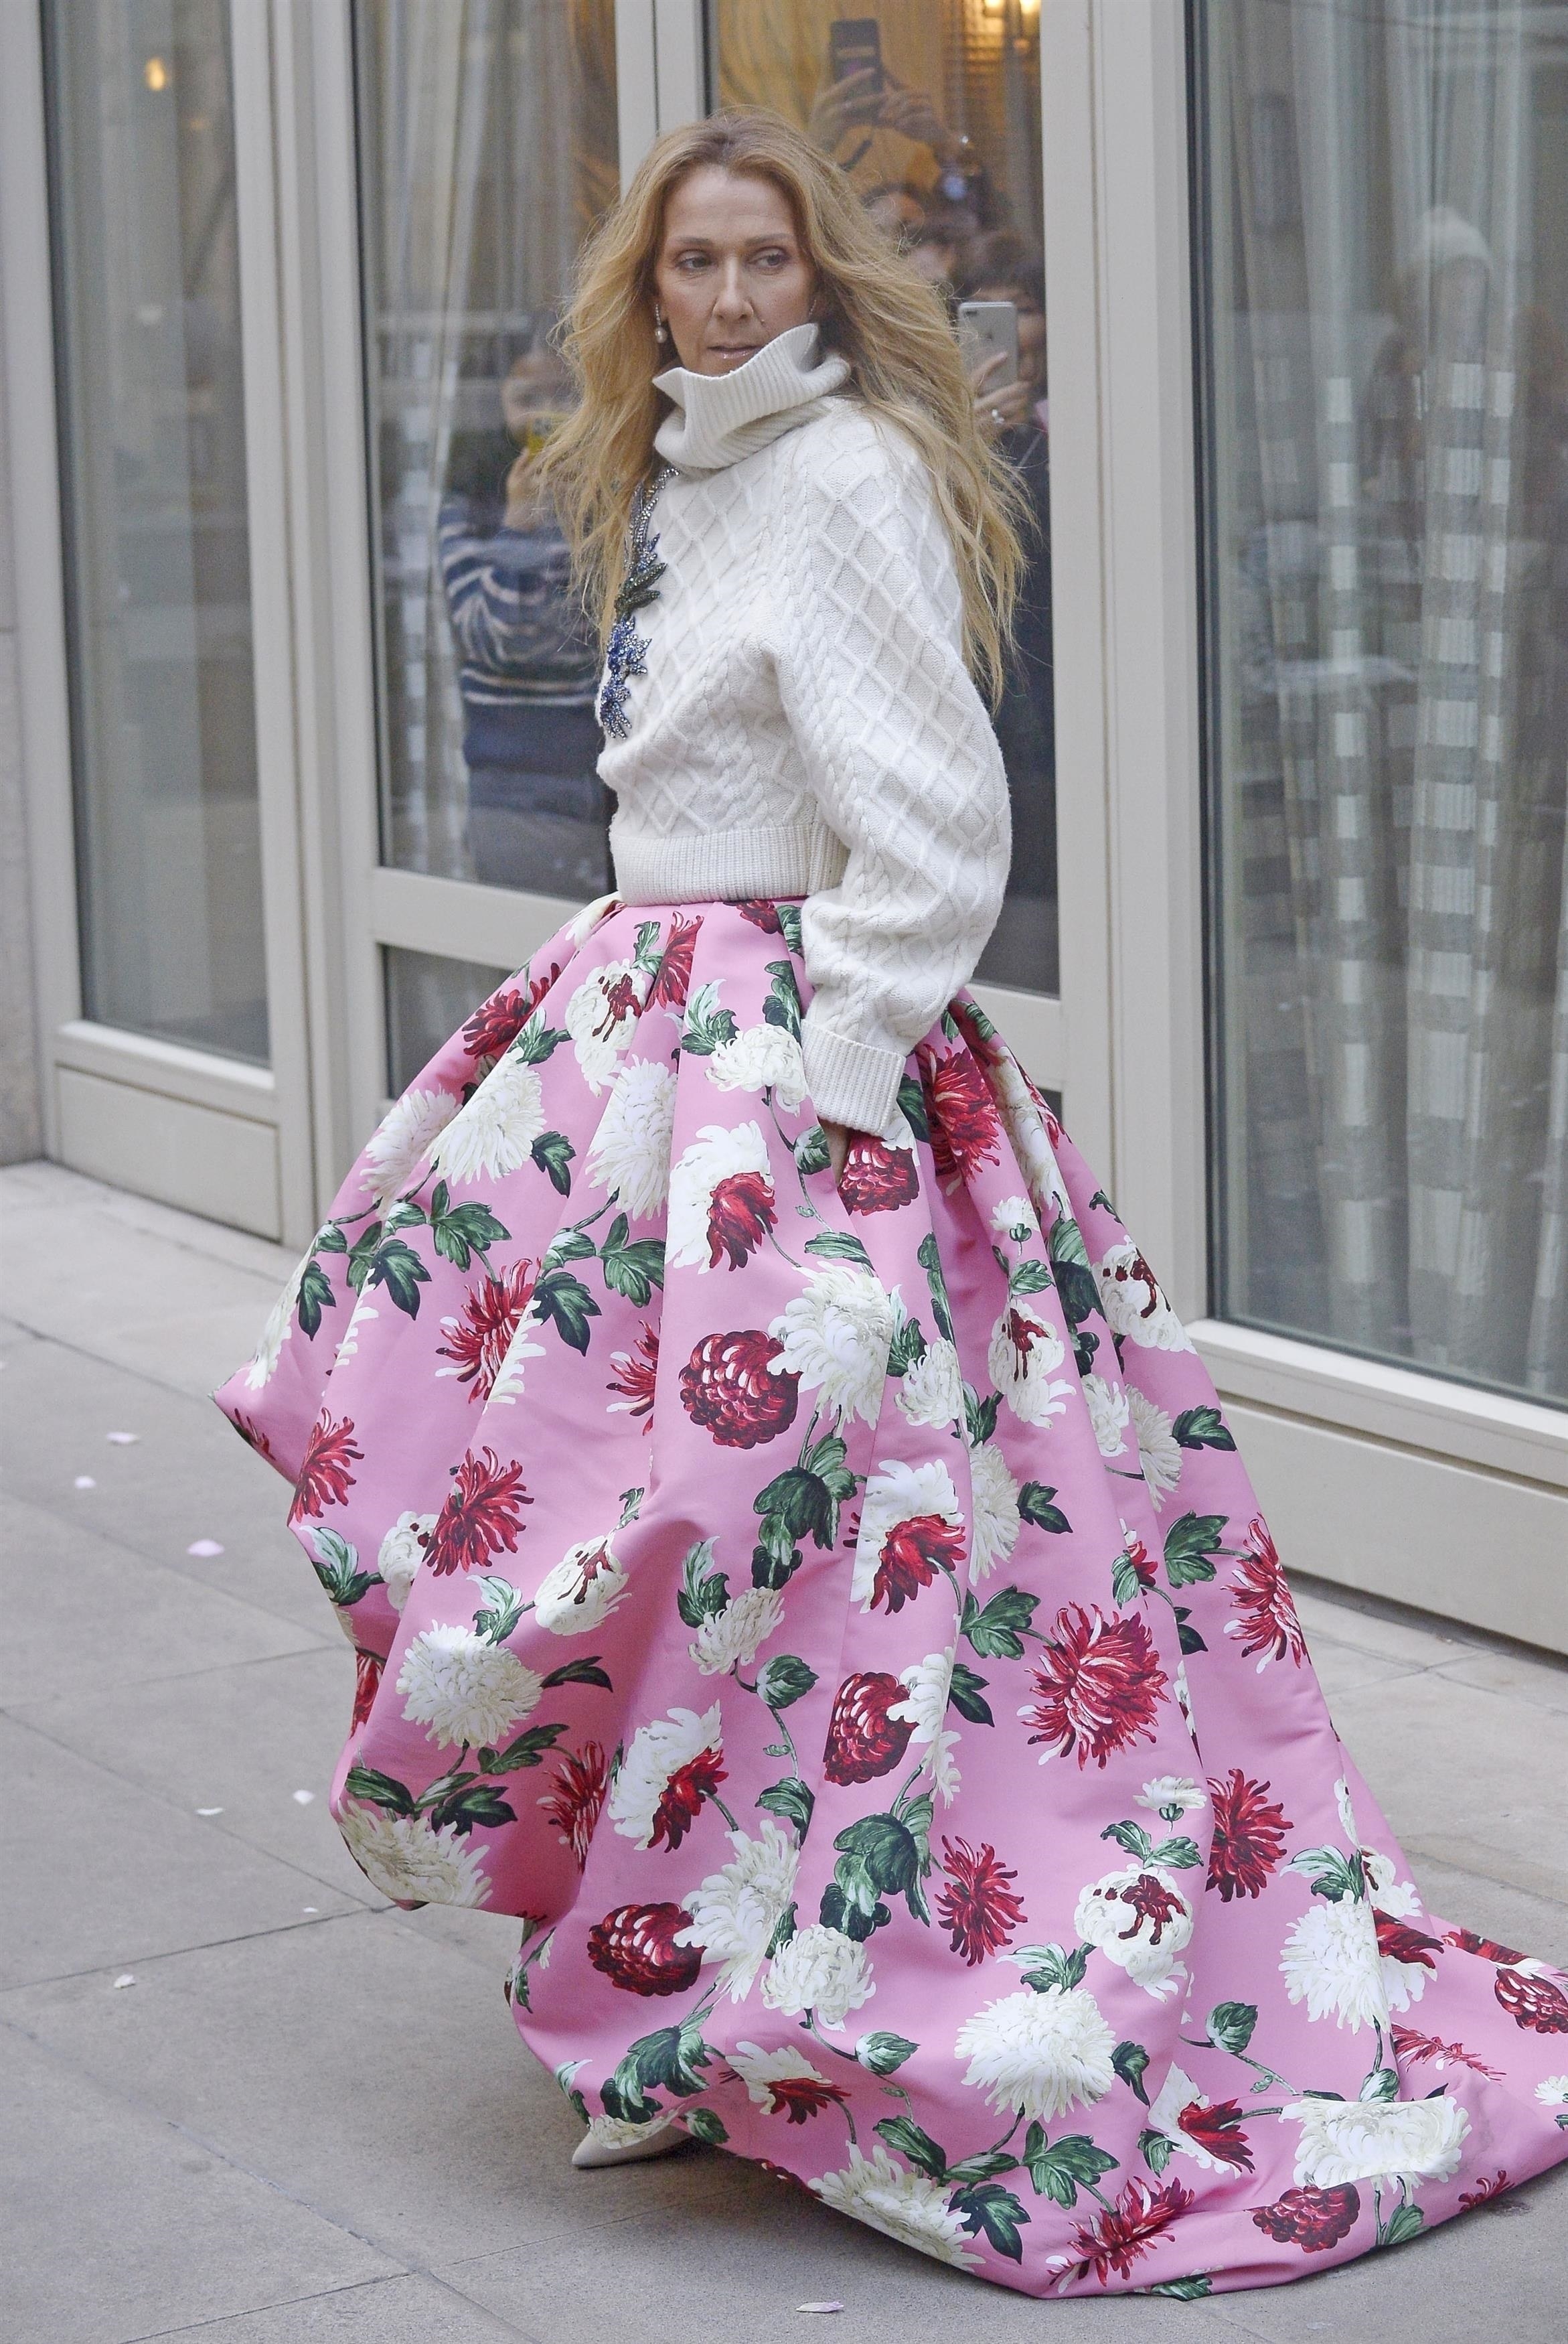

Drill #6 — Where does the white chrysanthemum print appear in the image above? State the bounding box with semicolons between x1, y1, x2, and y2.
769;1263;893;1429
955;1986;1117;2123
486;1302;547;1405
428;1056;546;1185
607;1702;723;1849
331;1292;378;1368
730;2041;840;2116
337;1801;493;1907
246;1244;311;1389
1536;2076;1568;2107
396;1622;544;1751
1128;1387;1182;1507
890;1643;961;1805
896;1336;963;1431
1362;1848;1423;1920
376;1511;435;1611
707;1023;808;1112
1335;1775;1360;1844
1280;1895;1389;2031
532;1538;629;1635
360;1085;460;1204
969;1439;1022;1580
986;1051;1069;1220
988;1299;1073;1426
676;1822;799;2000
811;2145;979;2270
586;1057;678;1219
566;891;618;948
1075;1865;1194;2000
1136;1775;1206;1818
1094;1242;1194;1352
763;1923;875;2031
1172;1660;1196;1743
1082;1374;1131;1458
991;1195;1036;1240
1146;2064;1235;2172
1287;2093;1470;2192
566;958;645;1092
689;1585;785;1676
578;2111;679;2155
852;1457;965;1611
667;1120;774;1274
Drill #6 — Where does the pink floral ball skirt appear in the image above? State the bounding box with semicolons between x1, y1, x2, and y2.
216;894;1568;2298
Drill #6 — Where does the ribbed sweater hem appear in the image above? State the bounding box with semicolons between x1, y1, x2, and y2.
610;821;849;908
801;1017;907;1139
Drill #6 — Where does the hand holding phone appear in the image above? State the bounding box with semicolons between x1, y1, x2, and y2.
957;300;1020;390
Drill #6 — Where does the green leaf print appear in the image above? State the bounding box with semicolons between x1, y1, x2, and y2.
756;1775;815;1836
1149;1836;1203;1871
512;1013;569;1066
1046;1214;1099;1335
540;1656;613;1692
599;1216;665;1307
896;1074;929;1143
873;2116;949;2180
1150;2277;1214;2300
803;1228;874;1270
834;1813;923;1905
756;1654;817;1710
761;958;803;1041
613;2021;713;2110
342;1762;415;1816
886;1308;928;1377
309;1526;376;1608
1018;1481;1071;1535
1008;1258;1054;1299
1025;2132;1119;2208
530;1130;574;1194
793;1123;831;1175
677;1539;730;1628
1111;2040;1151;2104
425;1781;517;1835
949;2180;1030;2262
1162;1511;1228;1587
314;1221;349;1254
1140;2128;1174;2173
296;1256;337;1340
817;1882;890;1942
1110;1546;1146;1607
959;1585;1040;1660
532;1267;600;1355
680;982;739;1056
1015;1942;1091;1994
543;1227;597;1269
476;1721;570;1773
1378;2203;1425;2250
947;1661;994;1726
1288;1845;1367;1903
1204;2000;1259;2055
685;2108;728;2147
1172;1404;1236;1451
1101;1819;1157;1864
856;2032;917;2075
428;1185;510;1270
1174;1605;1207;1656
917;1231;955;1343
775;903;804;957
472;1576;526;1643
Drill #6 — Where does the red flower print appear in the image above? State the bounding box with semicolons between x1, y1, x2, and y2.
647;915;700;1010
1021;1603;1169;1769
350;1650;383;1733
1123;1535;1158;1591
1206;1770;1291;1903
437;1261;537;1402
595;968;644;1036
867;1512;967;1613
539;1741;610;1869
823;1672;916;1785
586;1902;703;1996
461;985;532;1061
607;1323;659;1423
1390;2025;1504;2082
1494;1966;1568;2034
919;1045;1002;1185
231;1410;274;1461
1115;1871;1188;1943
649;1743;727;1852
1061;2177;1194;2285
734;899;783;934
1176;2097;1253;2174
1101;1246;1165;1323
1445;1927;1524;1964
1374;1910;1443;1971
288;1410;363;1524
706;1170;777;1269
1458;2171;1511;2210
680;1330;800;1448
424;1445;532;1576
1227;1518;1306;1667
1250;2184;1360;2252
936;1838;1028;1965
839;1136;919;1216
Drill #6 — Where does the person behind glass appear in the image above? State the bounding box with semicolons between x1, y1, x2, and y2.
216;106;1568;2296
437;345;607;899
957;232;1054;911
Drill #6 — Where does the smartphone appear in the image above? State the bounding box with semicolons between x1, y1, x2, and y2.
828;17;884;96
957;299;1020;390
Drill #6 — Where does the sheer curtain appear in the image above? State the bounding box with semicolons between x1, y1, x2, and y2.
1216;1;1568;1402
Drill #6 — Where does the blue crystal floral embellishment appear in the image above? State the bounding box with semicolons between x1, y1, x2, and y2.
597;465;674;739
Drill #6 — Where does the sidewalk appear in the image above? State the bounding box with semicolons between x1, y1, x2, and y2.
2;1157;1565;2344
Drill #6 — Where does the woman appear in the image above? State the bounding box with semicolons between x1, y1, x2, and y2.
217;112;1567;2298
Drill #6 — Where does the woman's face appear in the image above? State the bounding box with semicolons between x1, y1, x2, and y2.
653;166;817;375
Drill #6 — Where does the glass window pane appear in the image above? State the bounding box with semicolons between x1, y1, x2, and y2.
45;0;267;1063
356;1;618;902
706;0;1056;995
384;946;512;1093
1196;1;1568;1404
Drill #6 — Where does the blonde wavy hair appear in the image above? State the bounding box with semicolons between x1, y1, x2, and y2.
538;109;1026;704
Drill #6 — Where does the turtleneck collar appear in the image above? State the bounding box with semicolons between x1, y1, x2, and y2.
653;321;851;475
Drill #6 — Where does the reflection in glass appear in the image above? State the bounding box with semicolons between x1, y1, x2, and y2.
384;947;512;1096
46;0;266;1061
356;1;618;901
1196;1;1568;1402
707;0;1056;994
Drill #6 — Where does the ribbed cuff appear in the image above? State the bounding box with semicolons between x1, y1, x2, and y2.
801;1017;906;1139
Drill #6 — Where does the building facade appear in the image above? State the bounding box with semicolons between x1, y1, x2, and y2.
2;0;1564;1647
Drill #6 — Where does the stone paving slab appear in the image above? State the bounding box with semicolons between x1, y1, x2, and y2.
3;1160;1567;2342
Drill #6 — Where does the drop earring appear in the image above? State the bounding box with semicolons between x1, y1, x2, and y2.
653;307;670;346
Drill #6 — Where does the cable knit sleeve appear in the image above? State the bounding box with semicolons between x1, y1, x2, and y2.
775;417;1011;1137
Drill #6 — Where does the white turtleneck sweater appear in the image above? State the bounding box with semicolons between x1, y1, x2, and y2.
597;322;1010;1138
